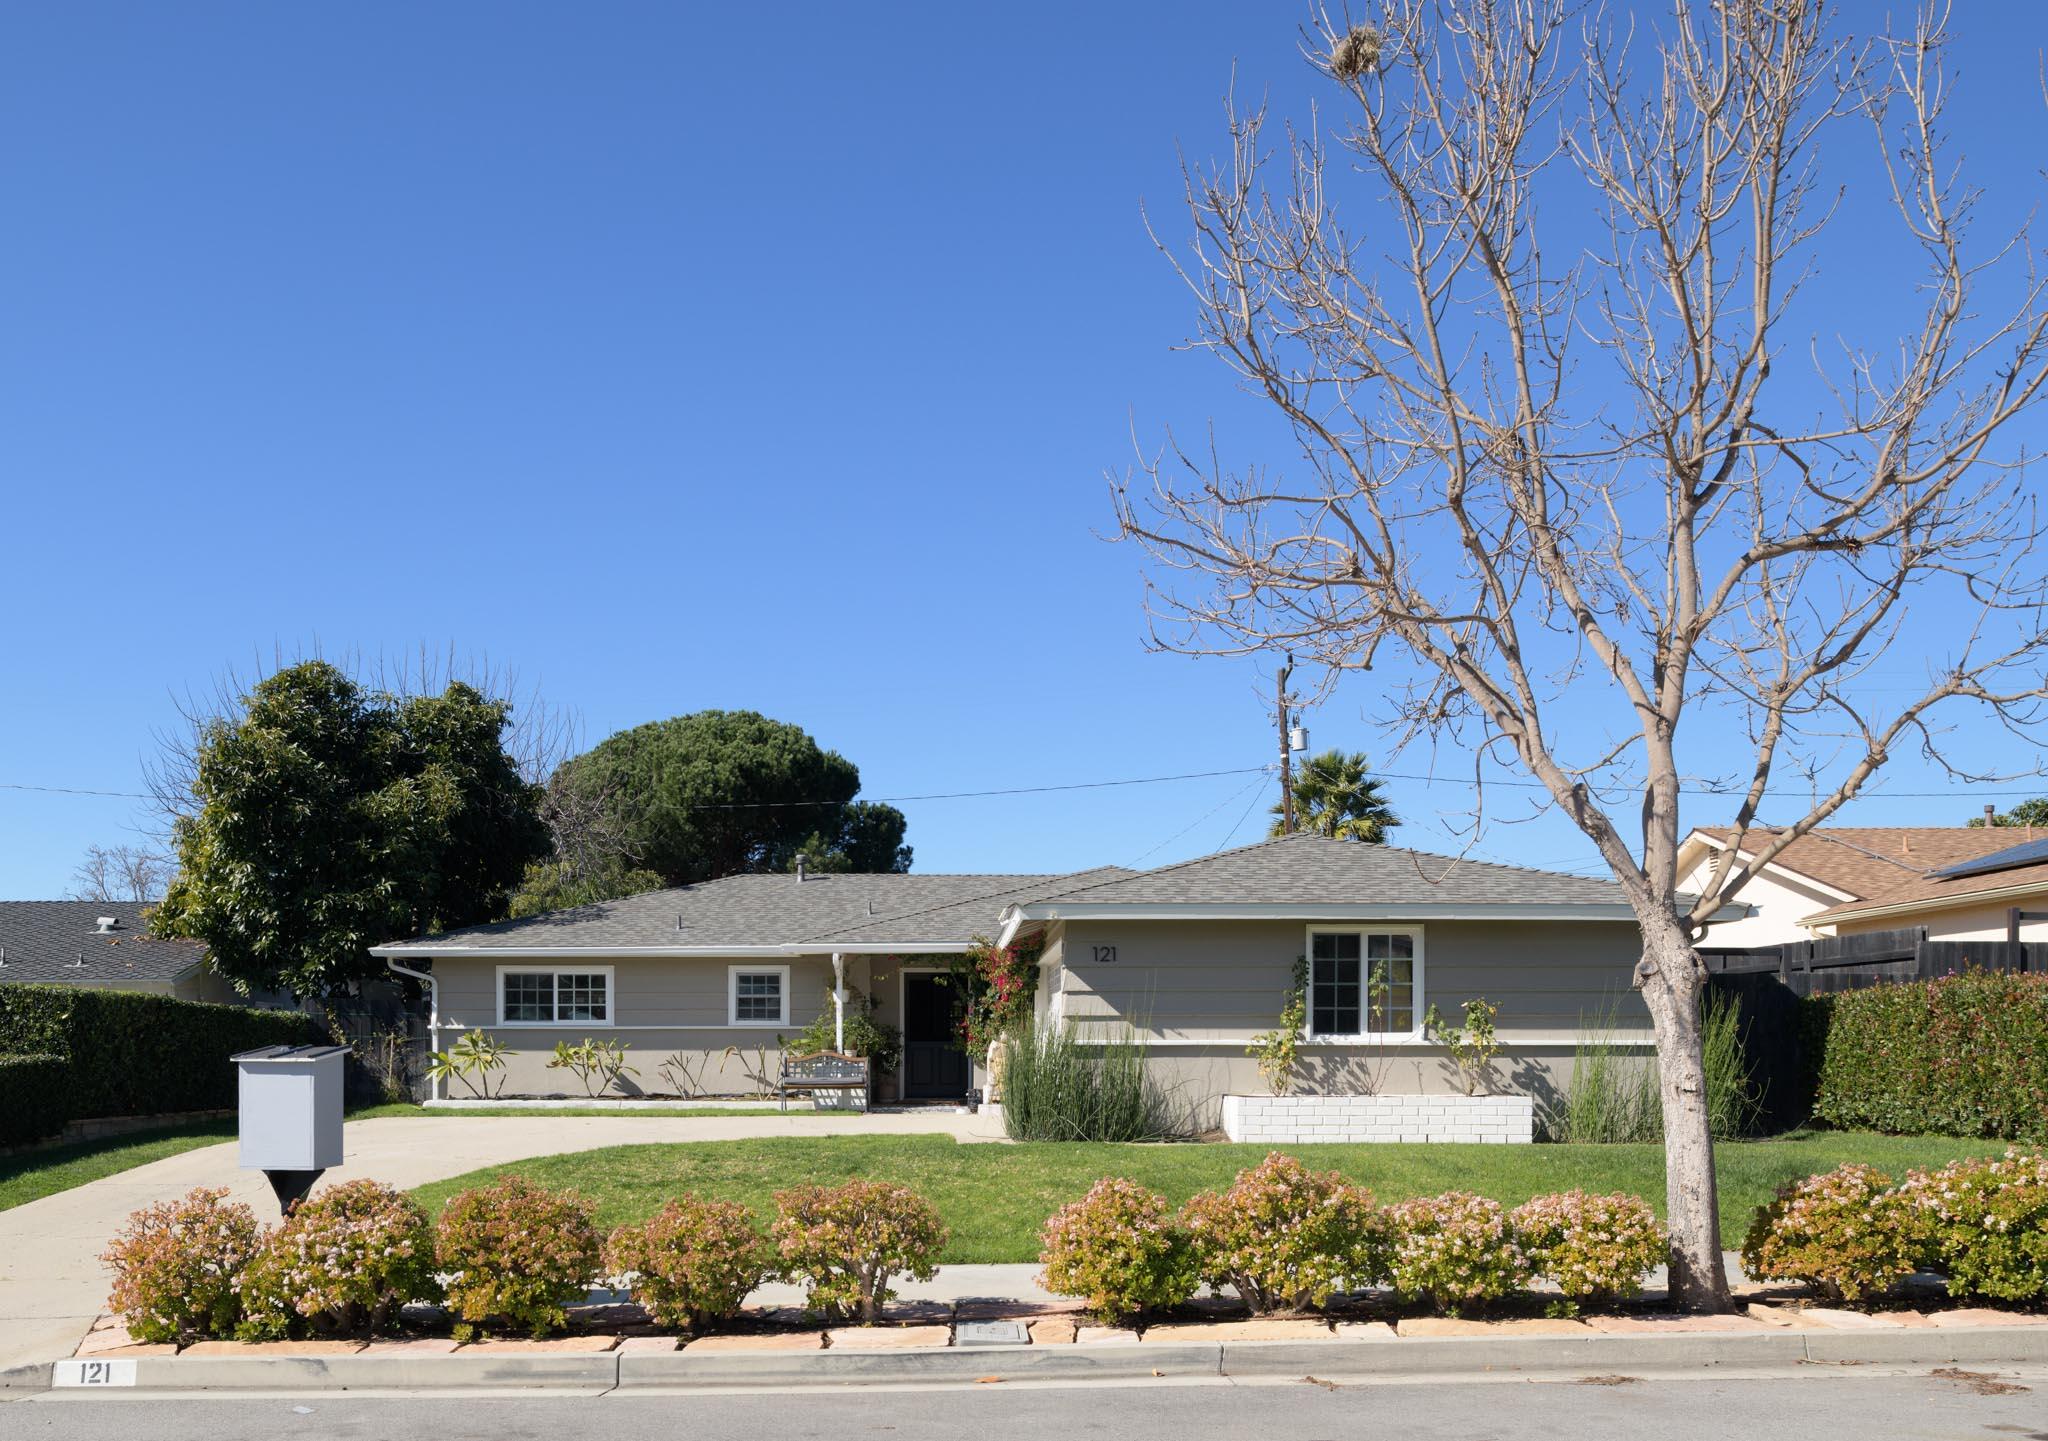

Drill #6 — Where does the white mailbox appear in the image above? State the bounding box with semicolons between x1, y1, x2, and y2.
234;1044;348;1178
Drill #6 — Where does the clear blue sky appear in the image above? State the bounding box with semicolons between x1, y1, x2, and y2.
3;2;2046;899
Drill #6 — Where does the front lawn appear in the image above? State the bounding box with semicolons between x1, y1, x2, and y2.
346;1103;788;1119
407;1131;2009;1264
0;1120;236;1212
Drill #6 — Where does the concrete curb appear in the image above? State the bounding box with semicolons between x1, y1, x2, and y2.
8;1326;2044;1393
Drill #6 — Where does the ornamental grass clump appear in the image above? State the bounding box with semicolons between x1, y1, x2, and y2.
1180;1152;1386;1313
101;1187;262;1345
1384;1192;1529;1315
1739;1163;1918;1303
1038;1176;1198;1325
235;1180;440;1340
771;1180;948;1324
1510;1190;1665;1306
606;1195;774;1333
436;1176;604;1340
1898;1149;2048;1303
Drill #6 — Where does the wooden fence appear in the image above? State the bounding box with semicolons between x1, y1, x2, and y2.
1699;925;2043;998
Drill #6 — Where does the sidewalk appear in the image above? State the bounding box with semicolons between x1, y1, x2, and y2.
0;1109;1005;1373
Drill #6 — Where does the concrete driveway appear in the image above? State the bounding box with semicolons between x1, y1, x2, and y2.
0;1108;1004;1372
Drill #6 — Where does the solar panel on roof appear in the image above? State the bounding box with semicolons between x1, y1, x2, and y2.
1930;835;2048;880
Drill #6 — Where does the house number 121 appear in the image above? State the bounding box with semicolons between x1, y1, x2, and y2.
1092;946;1117;964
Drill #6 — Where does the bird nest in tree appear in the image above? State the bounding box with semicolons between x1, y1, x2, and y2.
1330;25;1381;79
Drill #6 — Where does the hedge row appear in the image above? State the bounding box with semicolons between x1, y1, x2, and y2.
0;1053;68;1147
0;985;331;1120
1808;970;2048;1142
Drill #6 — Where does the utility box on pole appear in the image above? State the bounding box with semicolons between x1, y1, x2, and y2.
233;1043;349;1214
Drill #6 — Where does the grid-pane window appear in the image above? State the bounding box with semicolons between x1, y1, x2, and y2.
1310;931;1361;1036
1309;931;1418;1036
557;972;608;1023
503;971;554;1023
734;970;783;1023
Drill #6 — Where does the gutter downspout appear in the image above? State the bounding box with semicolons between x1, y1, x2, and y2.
383;957;442;1102
831;952;846;1053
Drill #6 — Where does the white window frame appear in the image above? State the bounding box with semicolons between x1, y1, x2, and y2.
1303;926;1424;1042
728;964;790;1028
495;964;616;1028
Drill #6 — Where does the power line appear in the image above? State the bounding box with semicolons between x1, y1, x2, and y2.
0;781;153;800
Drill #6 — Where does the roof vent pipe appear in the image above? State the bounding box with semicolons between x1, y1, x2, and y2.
74;950;86;967
95;916;118;934
1986;803;1999;826
796;854;808;883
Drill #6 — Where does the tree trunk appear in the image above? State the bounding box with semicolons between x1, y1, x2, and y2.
1636;912;1733;1312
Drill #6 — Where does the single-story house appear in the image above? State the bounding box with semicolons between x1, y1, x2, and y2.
0;901;240;1003
373;832;1657;1127
1678;823;2046;945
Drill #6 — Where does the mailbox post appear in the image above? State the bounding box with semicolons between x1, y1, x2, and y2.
232;1044;349;1215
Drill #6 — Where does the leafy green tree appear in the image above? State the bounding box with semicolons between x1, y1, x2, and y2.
508;859;666;917
1270;750;1400;843
154;661;549;996
1969;799;2048;828
554;710;910;884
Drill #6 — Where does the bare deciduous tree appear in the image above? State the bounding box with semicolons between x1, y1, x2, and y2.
69;843;174;903
1116;0;2048;1309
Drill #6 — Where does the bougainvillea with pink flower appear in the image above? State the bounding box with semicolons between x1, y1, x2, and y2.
1739;1163;1918;1302
102;1186;262;1344
1510;1190;1664;1305
949;932;1047;1055
606;1195;774;1332
436;1176;604;1339
235;1180;440;1339
1181;1152;1386;1313
1385;1191;1529;1314
1897;1149;2048;1302
771;1180;948;1324
1039;1176;1199;1323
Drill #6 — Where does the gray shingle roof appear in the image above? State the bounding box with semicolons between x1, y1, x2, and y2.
1013;832;1630;909
0;902;208;986
372;872;1107;954
377;833;1628;956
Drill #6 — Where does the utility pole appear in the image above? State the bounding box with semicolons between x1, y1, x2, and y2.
1277;653;1296;835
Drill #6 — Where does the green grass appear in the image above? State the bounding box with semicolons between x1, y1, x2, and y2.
0;1120;237;1212
407;1131;2008;1264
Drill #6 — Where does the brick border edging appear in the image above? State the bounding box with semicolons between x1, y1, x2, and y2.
9;1324;2044;1393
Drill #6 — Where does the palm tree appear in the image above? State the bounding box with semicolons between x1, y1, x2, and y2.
1270;750;1399;843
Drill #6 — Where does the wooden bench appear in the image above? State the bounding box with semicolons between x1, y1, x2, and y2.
778;1051;870;1112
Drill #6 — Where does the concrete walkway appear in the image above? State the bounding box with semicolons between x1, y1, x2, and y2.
0;1109;1006;1373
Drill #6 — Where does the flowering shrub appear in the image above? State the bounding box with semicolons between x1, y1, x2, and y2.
436;1177;603;1339
1039;1177;1199;1323
1180;1153;1385;1312
771;1180;948;1324
101;1187;261;1344
1898;1149;2048;1303
1739;1164;1917;1302
606;1196;774;1332
235;1181;440;1339
1510;1191;1664;1304
950;932;1047;1055
1384;1192;1528;1314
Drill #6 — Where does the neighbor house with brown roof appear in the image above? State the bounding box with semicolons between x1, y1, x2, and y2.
1678;822;2048;946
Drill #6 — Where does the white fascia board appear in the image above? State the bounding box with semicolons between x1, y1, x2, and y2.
1801;875;2048;928
368;941;977;959
1005;902;1645;924
1684;832;1861;905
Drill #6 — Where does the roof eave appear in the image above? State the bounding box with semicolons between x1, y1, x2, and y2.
367;940;978;959
1802;874;2048;928
1005;901;1647;924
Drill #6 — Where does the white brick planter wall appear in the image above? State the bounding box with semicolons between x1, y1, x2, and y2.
1220;1093;1535;1145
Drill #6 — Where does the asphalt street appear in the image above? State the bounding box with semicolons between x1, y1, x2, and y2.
2;1368;2044;1441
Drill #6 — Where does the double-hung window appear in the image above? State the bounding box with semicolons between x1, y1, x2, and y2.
497;966;612;1025
1306;928;1420;1038
728;965;789;1026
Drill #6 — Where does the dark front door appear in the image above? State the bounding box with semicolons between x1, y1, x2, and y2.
901;971;970;1099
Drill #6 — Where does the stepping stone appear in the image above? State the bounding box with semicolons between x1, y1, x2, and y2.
1027;1317;1078;1345
1074;1326;1141;1345
826;1325;951;1350
1929;1308;2048;1328
359;1338;461;1355
1743;1303;1804;1328
459;1335;619;1353
1332;1321;1398;1341
1397;1317;1590;1337
682;1332;823;1352
955;1321;1030;1347
181;1340;368;1356
1800;1308;1929;1329
1586;1313;1765;1334
614;1336;679;1353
